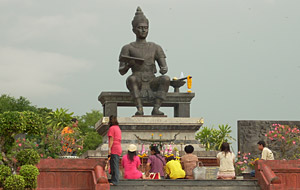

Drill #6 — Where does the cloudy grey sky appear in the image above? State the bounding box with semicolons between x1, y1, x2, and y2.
1;0;300;148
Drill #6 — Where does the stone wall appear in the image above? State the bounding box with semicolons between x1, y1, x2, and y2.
238;120;300;157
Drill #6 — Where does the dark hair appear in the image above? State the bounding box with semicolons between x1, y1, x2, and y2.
109;115;119;126
220;142;231;157
257;141;266;147
127;151;136;162
167;156;175;162
71;118;78;123
184;145;194;154
150;146;160;155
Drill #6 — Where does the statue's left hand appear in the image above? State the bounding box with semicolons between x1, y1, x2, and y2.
160;67;168;75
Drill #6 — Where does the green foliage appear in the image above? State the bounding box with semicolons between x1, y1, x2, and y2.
16;149;40;166
78;110;102;134
195;124;235;151
217;124;235;150
0;94;102;163
32;108;76;158
266;124;300;159
3;175;25;190
195;126;215;151
0;111;43;171
19;165;39;189
0;94;37;114
0;111;42;137
46;108;73;130
77;110;103;153
82;131;102;152
0;165;11;187
37;108;84;157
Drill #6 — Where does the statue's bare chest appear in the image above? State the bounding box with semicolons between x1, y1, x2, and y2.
129;43;156;63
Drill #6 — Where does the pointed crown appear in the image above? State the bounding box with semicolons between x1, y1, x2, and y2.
132;7;149;28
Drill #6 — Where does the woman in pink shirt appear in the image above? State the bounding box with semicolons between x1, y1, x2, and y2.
108;115;122;186
122;144;143;179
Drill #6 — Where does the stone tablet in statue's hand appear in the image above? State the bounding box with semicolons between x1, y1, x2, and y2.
160;67;168;75
119;55;144;67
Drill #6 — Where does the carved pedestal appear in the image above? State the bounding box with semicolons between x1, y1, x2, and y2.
95;117;204;156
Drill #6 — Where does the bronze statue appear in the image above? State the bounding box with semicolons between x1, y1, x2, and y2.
119;7;170;116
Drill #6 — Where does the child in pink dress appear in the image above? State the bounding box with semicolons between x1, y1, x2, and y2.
121;144;143;179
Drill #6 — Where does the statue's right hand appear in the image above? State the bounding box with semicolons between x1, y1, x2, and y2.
160;67;168;75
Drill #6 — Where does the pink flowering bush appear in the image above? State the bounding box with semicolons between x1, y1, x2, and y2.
265;124;300;159
235;152;252;175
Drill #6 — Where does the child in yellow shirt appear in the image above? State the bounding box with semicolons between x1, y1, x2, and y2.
165;156;186;179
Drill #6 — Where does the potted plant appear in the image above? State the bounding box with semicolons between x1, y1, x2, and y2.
235;152;251;179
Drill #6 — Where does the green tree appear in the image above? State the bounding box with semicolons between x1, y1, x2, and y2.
78;110;102;133
0;94;37;113
77;110;103;153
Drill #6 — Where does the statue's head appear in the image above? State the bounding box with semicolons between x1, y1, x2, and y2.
132;7;149;39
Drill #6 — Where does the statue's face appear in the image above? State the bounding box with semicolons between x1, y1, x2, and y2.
133;22;148;39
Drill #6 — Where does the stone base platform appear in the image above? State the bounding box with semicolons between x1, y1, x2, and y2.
110;179;260;190
95;117;204;155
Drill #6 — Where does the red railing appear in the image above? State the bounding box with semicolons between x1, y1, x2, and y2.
256;160;300;190
37;159;109;190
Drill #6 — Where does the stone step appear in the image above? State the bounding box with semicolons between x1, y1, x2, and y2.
110;179;260;190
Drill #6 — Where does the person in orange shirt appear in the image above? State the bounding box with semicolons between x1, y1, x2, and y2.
61;118;78;155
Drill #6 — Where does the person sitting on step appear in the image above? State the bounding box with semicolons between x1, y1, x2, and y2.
250;140;275;177
146;146;166;179
165;156;186;179
217;142;236;180
121;144;144;179
180;145;199;179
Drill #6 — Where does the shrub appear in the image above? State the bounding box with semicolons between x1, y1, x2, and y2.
0;111;42;172
0;165;11;187
19;165;39;189
265;124;300;159
3;175;25;190
235;152;251;176
16;149;40;166
195;124;235;151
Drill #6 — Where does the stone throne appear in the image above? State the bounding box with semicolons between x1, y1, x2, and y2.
98;91;194;117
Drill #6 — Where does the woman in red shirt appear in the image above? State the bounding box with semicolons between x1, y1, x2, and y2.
121;144;143;179
108;115;122;186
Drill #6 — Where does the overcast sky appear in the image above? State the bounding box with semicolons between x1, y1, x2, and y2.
1;0;300;149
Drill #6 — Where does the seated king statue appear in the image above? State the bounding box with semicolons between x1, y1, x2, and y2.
119;7;170;116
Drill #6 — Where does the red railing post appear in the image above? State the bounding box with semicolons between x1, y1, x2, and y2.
256;160;284;190
94;165;110;190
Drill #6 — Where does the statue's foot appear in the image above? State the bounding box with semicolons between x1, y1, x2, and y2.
151;108;164;115
135;110;144;116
